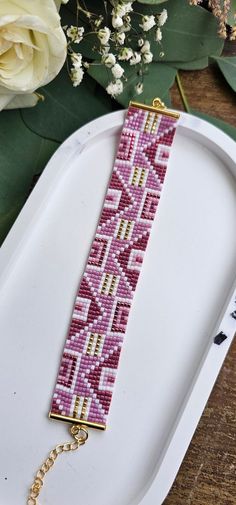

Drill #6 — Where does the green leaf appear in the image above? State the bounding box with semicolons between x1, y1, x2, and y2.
0;110;57;244
88;61;176;107
173;57;209;70
212;56;236;93
21;66;114;143
191;109;236;142
227;0;236;26
135;0;224;62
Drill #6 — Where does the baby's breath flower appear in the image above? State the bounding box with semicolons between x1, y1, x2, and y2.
116;32;125;45
155;27;162;42
101;45;110;56
112;4;125;17
158;8;168;27
103;53;116;68
130;51;141;65
113;2;133;18
142;51;153;64
112;15;123;29
71;52;82;68
97;27;111;45
122;14;131;31
67;26;84;43
140;15;156;32
71;67;84;86
94;16;103;28
141;40;150;53
118;47;133;61
106;79;123;97
135;82;143;95
67;0;167;99
111;63;124;78
124;2;133;14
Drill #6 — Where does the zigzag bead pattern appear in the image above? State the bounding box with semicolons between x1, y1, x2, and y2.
50;105;178;428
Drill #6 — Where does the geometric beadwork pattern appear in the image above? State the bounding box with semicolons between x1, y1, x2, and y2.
50;105;178;428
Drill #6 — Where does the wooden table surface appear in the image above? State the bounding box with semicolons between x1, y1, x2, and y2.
163;43;236;505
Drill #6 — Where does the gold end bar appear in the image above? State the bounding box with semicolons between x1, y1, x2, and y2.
49;411;106;431
129;100;180;119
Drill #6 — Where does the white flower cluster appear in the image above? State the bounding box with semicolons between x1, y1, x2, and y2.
139;8;168;42
67;26;84;44
111;1;133;31
65;2;168;98
70;52;84;87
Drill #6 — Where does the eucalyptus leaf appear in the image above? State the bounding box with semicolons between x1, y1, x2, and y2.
0;110;57;244
88;61;176;107
22;66;114;143
173;57;209;70
227;0;236;26
191;109;236;142
212;56;236;93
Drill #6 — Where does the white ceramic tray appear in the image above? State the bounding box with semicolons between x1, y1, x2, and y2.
0;110;236;505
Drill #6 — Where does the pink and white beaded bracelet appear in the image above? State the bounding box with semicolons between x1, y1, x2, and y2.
28;98;179;504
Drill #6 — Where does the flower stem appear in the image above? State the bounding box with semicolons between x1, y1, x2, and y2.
176;71;190;113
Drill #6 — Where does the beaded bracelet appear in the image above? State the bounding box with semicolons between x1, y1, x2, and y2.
27;98;179;505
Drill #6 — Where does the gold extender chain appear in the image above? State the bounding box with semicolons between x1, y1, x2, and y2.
27;425;88;505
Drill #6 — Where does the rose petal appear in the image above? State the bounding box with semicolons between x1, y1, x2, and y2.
4;92;39;109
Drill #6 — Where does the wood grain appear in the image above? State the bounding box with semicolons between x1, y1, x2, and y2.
163;339;236;505
171;66;236;127
163;49;236;505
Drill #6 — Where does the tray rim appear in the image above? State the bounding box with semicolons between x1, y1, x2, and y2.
0;110;236;504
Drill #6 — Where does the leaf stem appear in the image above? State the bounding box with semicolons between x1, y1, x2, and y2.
176;71;190;113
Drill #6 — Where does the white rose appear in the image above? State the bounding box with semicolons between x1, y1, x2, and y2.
54;0;69;8
111;63;124;78
0;0;67;111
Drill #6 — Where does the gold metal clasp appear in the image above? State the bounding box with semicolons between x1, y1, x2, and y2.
129;97;180;119
49;411;106;430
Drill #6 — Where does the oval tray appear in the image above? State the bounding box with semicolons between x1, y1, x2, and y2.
0;110;236;505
